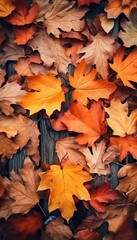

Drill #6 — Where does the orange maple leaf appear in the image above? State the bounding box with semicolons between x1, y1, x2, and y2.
110;47;137;88
20;73;65;116
14;26;36;45
69;60;116;105
0;0;15;17
105;0;137;19
5;0;39;25
61;101;107;146
110;136;137;162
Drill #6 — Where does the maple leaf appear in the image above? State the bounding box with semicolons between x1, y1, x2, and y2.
105;0;137;19
0;157;40;219
20;73;65;116
0;133;18;159
99;13;114;34
74;229;100;240
14;58;33;76
80;140;119;175
56;136;88;168
2;212;43;240
5;0;39;26
110;135;137;161
78;32;117;78
88;182;117;212
0;81;26;115
105;98;137;137
35;0;49;22
0;114;40;165
0;0;15;17
38;165;92;221
78;0;101;7
29;29;71;75
14;26;36;45
43;0;87;38
61;101;107;146
41;217;73;240
69;60;116;105
116;163;137;202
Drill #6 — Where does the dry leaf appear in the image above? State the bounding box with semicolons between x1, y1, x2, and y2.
20;73;65;116
78;0;101;7
0;133;18;159
14;26;36;45
0;0;15;17
74;229;99;240
99;13;114;33
38;165;92;221
14;58;33;76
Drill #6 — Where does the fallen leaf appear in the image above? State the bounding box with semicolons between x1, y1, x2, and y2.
29;29;71;75
78;0;101;7
109;46;137;88
14;58;33;76
0;157;40;219
61;101;107;146
0;0;15;17
38;165;92;221
74;229;99;240
88;182;117;212
99;13;114;33
0;81;26;115
105;98;137;137
2;212;43;240
43;0;87;38
81;140;119;175
20;73;65;116
35;0;49;22
110;135;137;161
69;60;116;105
14;25;36;45
41;217;73;240
105;0;137;19
0;133;18;159
0;68;6;87
56;136;88;168
78;32;117;78
116;163;137;202
5;0;39;25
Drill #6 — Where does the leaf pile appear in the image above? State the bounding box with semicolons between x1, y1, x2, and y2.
0;0;137;239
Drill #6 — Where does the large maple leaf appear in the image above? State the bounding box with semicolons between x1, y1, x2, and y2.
61;101;107;146
43;0;87;38
0;81;26;115
20;73;65;116
0;157;40;219
0;0;15;17
29;29;71;74
110;135;137;161
105;0;137;19
105;98;137;137
109;46;137;88
38;165;92;221
69;60;116;105
78;32;117;78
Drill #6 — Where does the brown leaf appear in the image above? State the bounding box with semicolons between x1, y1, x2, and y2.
74;229;99;240
14;58;33;76
0;68;6;87
0;157;40;219
41;217;73;240
0;133;18;159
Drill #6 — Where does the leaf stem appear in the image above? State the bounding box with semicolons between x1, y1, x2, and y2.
112;161;124;167
38;203;47;217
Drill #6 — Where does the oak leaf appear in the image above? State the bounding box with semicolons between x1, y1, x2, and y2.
38;165;92;221
69;60;116;105
0;81;26;115
0;0;15;17
78;0;101;7
105;98;137;137
0;157;40;219
80;140;119;175
116;163;137;202
14;26;36;45
0;133;18;159
78;32;117;78
109;46;137;88
5;0;39;26
29;29;71;75
105;0;137;19
41;217;73;240
2;212;43;240
20;73;65;116
61;101;107;146
56;136;88;168
88;182;117;212
110;136;137;161
0;114;40;165
43;0;87;38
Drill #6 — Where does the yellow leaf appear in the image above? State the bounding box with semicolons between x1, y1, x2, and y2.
20;73;65;116
105;98;137;137
38;165;92;221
